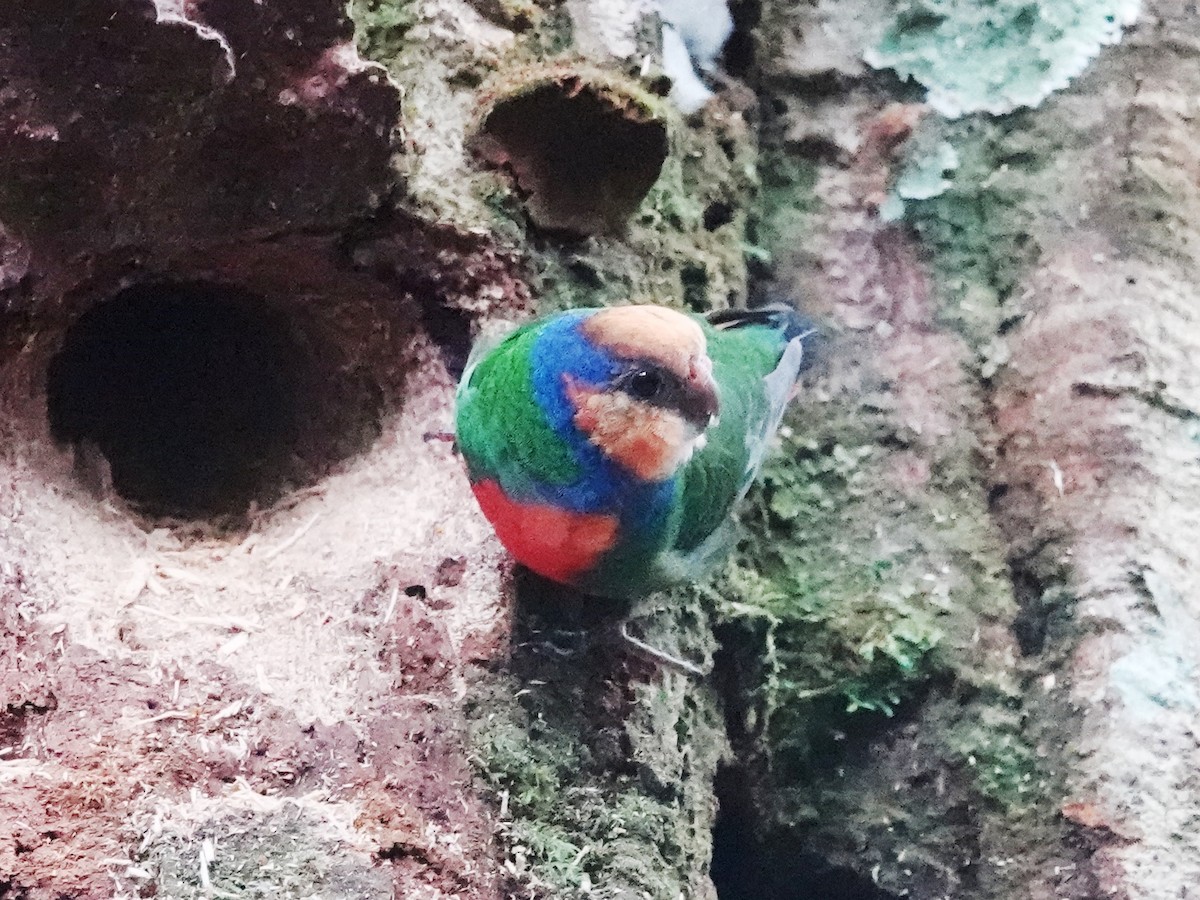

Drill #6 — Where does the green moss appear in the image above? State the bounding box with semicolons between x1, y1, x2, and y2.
353;0;753;305
708;331;1047;826
511;101;754;316
478;181;528;244
526;8;576;57
947;702;1045;812
866;0;1139;117
472;717;600;893
141;805;390;899
898;118;1041;347
718;418;948;747
347;0;419;61
466;587;721;899
468;648;720;900
483;65;670;127
747;149;820;270
470;66;672;235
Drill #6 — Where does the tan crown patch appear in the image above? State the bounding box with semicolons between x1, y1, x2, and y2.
580;305;707;383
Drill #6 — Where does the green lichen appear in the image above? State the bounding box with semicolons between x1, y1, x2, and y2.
882;137;960;220
866;0;1140;117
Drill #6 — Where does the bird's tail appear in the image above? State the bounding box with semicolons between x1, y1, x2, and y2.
706;303;821;369
706;302;815;339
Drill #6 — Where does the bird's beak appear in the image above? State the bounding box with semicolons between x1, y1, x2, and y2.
682;356;720;428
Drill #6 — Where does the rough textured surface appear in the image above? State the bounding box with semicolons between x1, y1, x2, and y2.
0;0;399;317
725;0;1200;898
470;66;670;235
0;0;736;897
0;1;521;897
2;0;1197;897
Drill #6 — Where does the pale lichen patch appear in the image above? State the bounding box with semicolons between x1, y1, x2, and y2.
866;0;1141;117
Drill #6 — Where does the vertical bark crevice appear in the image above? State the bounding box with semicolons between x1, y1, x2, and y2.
710;767;900;900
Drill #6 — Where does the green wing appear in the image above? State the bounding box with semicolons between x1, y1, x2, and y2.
455;321;580;497
670;318;805;559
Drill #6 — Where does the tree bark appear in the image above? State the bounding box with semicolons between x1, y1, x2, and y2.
0;1;1195;899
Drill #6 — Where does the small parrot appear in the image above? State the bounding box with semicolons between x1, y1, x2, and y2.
455;303;813;601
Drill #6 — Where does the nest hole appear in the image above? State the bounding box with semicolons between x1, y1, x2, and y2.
473;78;668;236
711;766;898;900
46;281;383;521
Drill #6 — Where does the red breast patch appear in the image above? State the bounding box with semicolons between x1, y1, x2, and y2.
471;479;619;584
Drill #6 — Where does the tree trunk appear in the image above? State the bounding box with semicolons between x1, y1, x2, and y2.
0;1;1194;899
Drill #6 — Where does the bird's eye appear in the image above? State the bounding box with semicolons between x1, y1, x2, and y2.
627;369;663;400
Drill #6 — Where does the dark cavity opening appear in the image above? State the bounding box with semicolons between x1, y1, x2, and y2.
711;767;898;900
420;299;473;382
471;77;668;236
47;281;382;520
722;0;762;77
682;262;710;312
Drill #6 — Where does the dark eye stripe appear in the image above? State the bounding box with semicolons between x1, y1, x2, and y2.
619;366;678;404
616;364;716;428
627;369;663;400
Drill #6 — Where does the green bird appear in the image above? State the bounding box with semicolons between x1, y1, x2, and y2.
455;303;814;601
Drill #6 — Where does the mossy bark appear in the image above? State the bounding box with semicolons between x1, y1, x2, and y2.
729;1;1200;898
0;1;1196;899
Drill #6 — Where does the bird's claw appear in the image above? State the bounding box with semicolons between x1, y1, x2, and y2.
619;621;710;678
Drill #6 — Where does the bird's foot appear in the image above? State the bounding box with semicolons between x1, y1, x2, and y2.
619;621;710;678
517;626;589;659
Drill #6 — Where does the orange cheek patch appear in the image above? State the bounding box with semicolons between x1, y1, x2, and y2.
564;379;685;482
621;432;671;480
471;480;619;584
